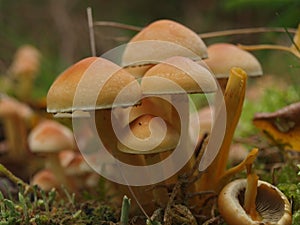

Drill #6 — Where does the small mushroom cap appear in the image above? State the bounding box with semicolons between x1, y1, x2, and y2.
28;120;74;153
47;57;142;114
59;150;97;175
122;19;207;69
141;56;217;95
9;45;40;79
0;94;33;121
204;43;263;78
117;114;179;154
31;169;59;191
218;179;292;225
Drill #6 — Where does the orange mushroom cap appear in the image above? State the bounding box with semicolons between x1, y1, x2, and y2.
204;43;263;78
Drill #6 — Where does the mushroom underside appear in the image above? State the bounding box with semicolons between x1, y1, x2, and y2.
237;183;285;223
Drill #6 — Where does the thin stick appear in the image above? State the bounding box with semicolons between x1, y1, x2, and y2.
238;44;300;58
199;27;297;39
87;7;96;56
91;20;297;39
93;21;142;32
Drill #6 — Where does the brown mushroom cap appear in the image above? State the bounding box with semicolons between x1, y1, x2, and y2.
218;179;292;225
122;19;207;75
31;169;59;191
28;120;74;153
204;43;263;78
117;114;179;154
141;56;217;95
9;45;40;79
0;94;33;122
47;57;142;114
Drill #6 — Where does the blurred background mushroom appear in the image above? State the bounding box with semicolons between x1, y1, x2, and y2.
204;43;263;92
28;119;75;190
0;94;34;171
7;45;41;101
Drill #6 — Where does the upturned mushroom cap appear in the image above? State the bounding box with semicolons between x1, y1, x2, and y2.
47;57;142;114
204;43;263;78
141;56;217;94
218;179;292;225
117;114;179;154
253;102;300;151
122;19;207;77
28;120;74;153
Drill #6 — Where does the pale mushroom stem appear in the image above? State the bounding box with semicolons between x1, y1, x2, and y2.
3;114;27;160
45;154;72;190
144;153;170;207
244;166;261;221
95;110;156;214
15;77;35;101
217;148;258;192
198;67;247;191
169;94;200;205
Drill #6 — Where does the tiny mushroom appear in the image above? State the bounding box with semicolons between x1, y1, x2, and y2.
218;179;292;225
122;19;208;78
8;45;41;100
204;43;263;91
31;169;60;191
253;102;300;151
28;119;75;190
0;94;34;160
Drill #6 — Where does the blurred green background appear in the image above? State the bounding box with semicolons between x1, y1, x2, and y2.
0;0;299;98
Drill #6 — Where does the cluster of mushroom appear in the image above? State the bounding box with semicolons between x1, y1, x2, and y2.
44;19;293;224
28;119;99;193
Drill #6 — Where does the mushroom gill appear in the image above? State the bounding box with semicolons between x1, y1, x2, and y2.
238;183;285;223
218;179;292;225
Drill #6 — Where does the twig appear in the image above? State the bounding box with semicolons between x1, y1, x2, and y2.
91;20;297;39
238;44;300;58
199;27;297;39
87;7;96;56
93;21;142;32
0;163;31;194
202;215;222;225
187;134;209;179
163;180;182;225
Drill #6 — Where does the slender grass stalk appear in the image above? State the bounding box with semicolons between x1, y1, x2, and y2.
0;163;31;194
120;195;131;225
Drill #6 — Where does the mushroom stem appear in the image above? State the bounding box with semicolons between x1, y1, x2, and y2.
217;148;258;192
144;153;170;207
199;67;247;191
45;154;72;191
244;168;261;221
3;114;27;160
95;110;156;213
